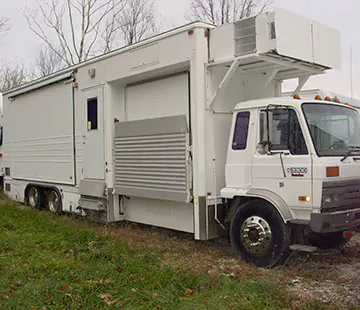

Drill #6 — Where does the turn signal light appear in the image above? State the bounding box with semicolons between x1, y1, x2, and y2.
298;196;311;202
314;95;322;100
325;96;332;101
333;97;341;103
326;166;339;177
293;94;301;99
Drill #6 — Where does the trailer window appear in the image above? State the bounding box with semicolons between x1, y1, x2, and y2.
87;98;98;130
232;112;250;150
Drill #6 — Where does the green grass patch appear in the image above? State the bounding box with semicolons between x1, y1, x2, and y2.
0;195;325;309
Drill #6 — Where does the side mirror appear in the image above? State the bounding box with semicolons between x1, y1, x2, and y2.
259;111;272;154
256;142;269;155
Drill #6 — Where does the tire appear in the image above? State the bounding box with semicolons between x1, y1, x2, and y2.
230;199;289;267
26;186;43;209
45;189;62;213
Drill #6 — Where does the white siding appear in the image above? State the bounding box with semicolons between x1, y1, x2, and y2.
5;80;75;184
125;73;189;121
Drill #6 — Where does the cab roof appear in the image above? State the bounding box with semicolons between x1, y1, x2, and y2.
233;97;357;111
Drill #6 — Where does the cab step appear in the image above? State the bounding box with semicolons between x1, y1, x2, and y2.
289;244;318;253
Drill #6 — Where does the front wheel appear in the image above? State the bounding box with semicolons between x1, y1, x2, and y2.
230;199;289;267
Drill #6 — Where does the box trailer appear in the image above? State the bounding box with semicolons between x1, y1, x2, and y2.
3;8;360;266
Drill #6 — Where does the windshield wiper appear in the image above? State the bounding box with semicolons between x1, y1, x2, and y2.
341;146;360;162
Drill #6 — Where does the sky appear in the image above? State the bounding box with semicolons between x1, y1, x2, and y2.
0;0;359;99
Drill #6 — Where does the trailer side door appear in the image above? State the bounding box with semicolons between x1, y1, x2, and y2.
83;86;105;180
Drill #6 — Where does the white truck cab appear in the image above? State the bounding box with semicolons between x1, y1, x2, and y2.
222;96;360;265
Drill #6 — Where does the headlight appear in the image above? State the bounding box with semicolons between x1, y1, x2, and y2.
324;194;340;204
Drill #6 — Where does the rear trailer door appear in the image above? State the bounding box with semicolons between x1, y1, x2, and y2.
114;73;192;202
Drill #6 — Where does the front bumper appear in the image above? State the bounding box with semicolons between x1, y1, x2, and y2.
310;207;360;233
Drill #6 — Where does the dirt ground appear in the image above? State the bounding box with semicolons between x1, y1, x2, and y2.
285;233;360;308
103;222;360;309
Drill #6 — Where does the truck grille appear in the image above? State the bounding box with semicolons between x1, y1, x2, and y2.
321;179;360;213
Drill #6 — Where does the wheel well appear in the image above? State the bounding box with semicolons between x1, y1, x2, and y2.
225;196;286;228
24;184;62;205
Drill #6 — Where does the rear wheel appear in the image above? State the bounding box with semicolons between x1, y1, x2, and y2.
46;189;62;213
230;199;289;267
27;186;43;209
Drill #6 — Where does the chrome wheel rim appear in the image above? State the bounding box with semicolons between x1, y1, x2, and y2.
28;187;39;208
241;216;272;256
48;191;59;213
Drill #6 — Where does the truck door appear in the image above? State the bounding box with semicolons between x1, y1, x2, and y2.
83;86;105;180
252;107;313;212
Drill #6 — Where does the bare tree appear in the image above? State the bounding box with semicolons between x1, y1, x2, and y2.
117;0;157;45
32;45;66;78
0;64;28;93
23;0;127;67
0;17;9;36
100;0;158;52
188;0;272;25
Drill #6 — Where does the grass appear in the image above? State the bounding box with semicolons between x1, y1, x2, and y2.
0;194;328;309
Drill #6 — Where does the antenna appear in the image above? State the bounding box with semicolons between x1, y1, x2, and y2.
350;46;353;105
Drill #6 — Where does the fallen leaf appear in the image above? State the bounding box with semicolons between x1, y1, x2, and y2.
184;289;194;297
99;294;118;307
65;293;74;302
105;278;114;284
131;288;137;292
99;294;111;299
59;284;69;291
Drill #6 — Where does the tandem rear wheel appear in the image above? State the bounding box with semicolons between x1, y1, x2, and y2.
229;199;289;267
26;186;43;209
25;185;62;213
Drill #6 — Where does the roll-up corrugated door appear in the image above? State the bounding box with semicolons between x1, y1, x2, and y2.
115;73;192;202
125;73;189;122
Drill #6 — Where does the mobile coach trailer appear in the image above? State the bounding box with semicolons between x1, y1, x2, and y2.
3;8;360;266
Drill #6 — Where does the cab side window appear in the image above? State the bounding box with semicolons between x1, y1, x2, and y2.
260;109;308;155
232;111;250;150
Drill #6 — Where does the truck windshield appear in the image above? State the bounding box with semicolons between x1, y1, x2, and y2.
302;103;360;156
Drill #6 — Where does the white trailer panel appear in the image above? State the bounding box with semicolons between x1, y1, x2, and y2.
5;80;74;185
125;73;189;121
